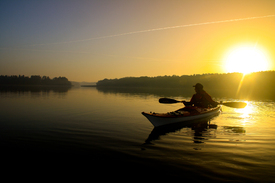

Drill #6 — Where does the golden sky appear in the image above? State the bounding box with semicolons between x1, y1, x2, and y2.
1;0;275;82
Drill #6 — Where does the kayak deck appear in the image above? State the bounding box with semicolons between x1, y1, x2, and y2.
142;106;221;127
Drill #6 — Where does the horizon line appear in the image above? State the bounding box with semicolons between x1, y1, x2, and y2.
2;70;275;83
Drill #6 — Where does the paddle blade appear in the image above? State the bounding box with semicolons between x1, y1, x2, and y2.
222;102;247;108
159;98;181;104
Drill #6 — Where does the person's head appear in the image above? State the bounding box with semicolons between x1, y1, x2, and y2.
193;83;203;93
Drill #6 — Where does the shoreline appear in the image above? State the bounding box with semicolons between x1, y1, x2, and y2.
81;85;97;87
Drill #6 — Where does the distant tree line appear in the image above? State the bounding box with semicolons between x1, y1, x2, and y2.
97;73;245;88
97;71;275;100
0;75;72;86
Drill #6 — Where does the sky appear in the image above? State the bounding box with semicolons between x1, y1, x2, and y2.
1;0;275;82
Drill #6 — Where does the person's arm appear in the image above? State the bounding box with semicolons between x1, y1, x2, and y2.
203;91;218;106
187;94;197;106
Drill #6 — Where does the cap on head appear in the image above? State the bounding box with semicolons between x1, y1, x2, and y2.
193;83;203;90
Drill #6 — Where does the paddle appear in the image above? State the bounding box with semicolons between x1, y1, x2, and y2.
159;98;247;108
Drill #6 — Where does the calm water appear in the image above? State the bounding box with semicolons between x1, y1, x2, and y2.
1;87;275;181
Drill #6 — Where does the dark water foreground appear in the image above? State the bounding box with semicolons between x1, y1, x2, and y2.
1;87;275;182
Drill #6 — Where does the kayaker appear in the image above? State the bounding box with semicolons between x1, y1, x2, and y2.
184;83;218;108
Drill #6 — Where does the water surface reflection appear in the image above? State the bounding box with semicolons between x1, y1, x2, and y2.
144;115;220;145
1;87;275;181
0;85;72;94
144;120;216;145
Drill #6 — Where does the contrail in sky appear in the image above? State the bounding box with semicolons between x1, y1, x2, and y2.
85;14;275;39
12;14;275;47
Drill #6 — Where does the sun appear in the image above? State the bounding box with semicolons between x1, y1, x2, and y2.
224;45;270;75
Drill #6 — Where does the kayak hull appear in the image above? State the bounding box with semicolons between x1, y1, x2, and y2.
142;106;221;127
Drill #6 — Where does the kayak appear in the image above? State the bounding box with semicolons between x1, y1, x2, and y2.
142;106;221;127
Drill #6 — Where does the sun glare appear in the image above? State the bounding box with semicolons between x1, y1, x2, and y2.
224;45;270;75
235;102;254;125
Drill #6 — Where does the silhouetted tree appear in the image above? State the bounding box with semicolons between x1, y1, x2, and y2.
0;75;71;86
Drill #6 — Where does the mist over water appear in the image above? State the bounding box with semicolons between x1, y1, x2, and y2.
1;86;275;181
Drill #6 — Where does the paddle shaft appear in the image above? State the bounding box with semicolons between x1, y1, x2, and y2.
159;98;247;108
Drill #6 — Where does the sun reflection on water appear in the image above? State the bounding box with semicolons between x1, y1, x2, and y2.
234;102;254;125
